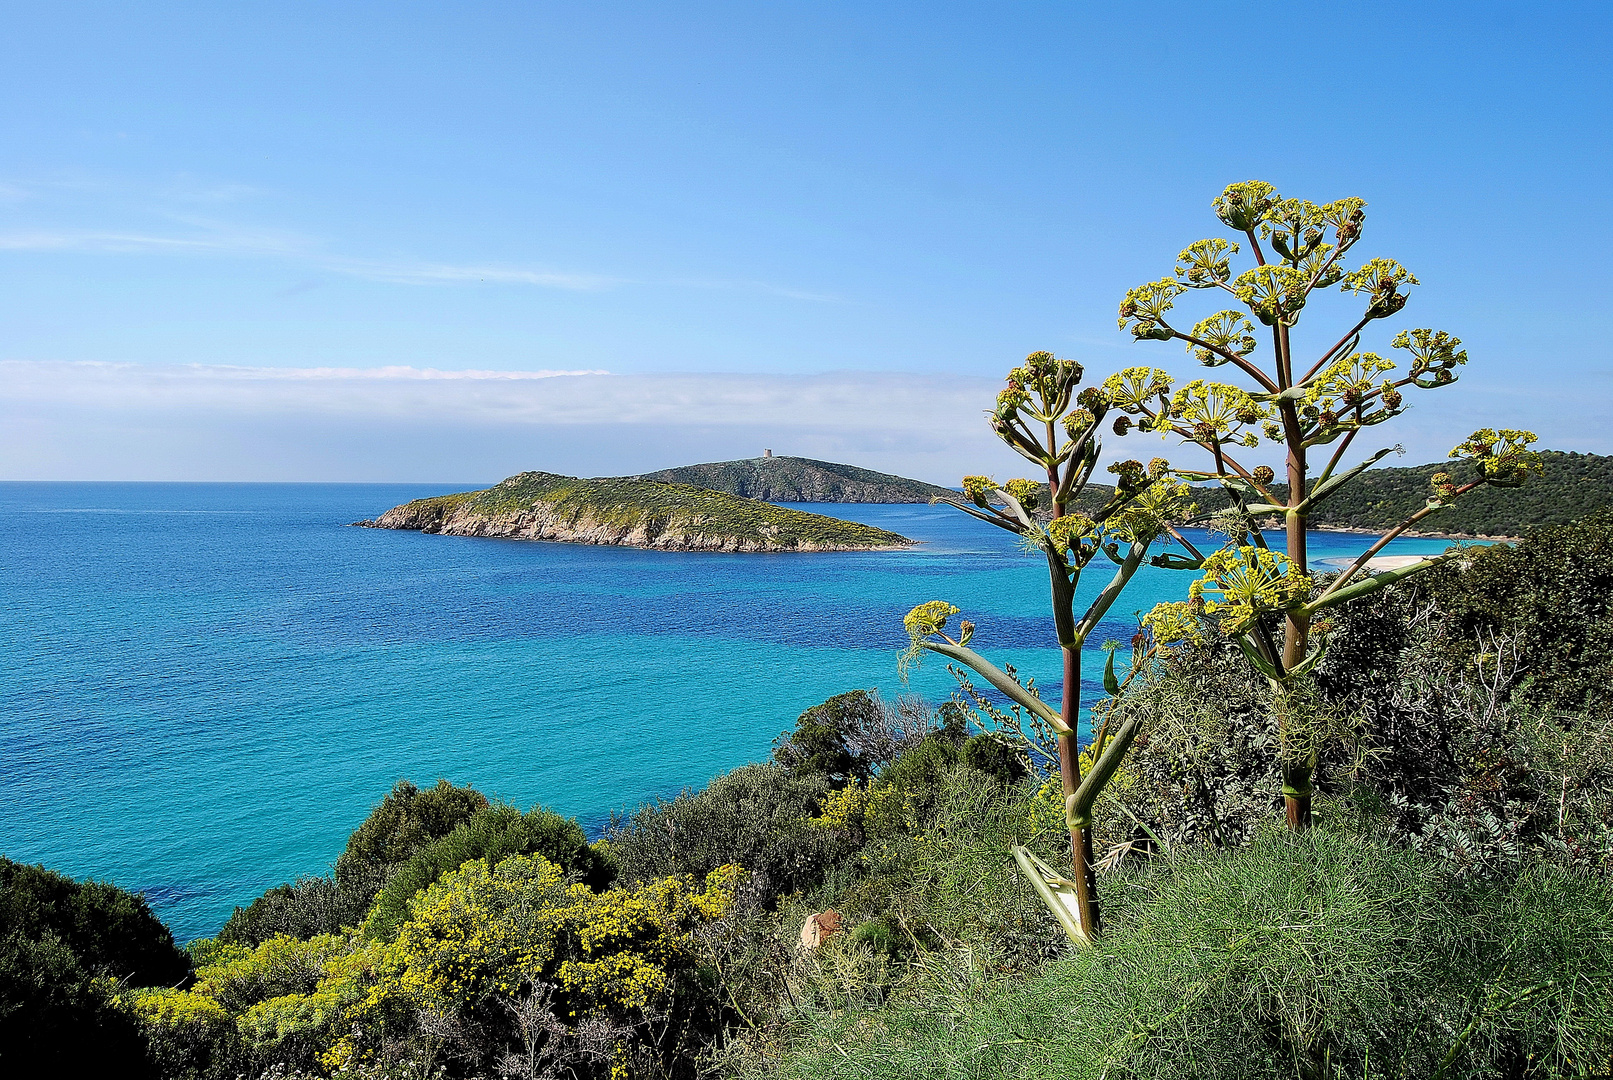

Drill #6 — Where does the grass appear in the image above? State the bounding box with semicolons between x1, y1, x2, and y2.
378;471;914;549
759;825;1613;1080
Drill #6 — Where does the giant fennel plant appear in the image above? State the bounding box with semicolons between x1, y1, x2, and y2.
1110;180;1542;830
902;351;1196;943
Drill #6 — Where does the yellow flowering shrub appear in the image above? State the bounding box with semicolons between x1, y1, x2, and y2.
124;856;747;1076
810;779;910;837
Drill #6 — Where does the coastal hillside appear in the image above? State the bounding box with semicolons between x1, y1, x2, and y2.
357;471;913;551
1046;450;1610;539
627;455;955;503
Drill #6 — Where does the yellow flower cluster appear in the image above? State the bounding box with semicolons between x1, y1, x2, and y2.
1142;600;1203;647
124;854;747;1073
1107;479;1197;545
809;779;909;835
903;601;959;645
1194;546;1309;633
1170;379;1269;449
1003;478;1041;511
1103;367;1174;413
1186;310;1257;365
961;475;995;506
1449;428;1543;487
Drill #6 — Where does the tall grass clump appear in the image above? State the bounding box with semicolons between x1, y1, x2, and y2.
768;828;1612;1080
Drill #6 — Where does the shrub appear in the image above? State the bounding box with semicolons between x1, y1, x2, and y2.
131;856;747;1079
772;690;938;785
0;858;188;1075
363;804;610;941
607;762;853;902
1427;513;1613;719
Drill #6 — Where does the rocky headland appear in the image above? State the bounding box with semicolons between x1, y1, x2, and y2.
356;471;914;552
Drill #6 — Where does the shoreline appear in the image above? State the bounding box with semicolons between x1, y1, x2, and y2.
1308;523;1522;543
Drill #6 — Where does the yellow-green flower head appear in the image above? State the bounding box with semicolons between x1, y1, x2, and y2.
1142;600;1203;647
1319;197;1367;241
1076;386;1109;413
1259;198;1326;257
1213;181;1279;231
1148;457;1171;478
1117;279;1185;340
1062;407;1095;439
904;601;960;645
961;475;995;507
1262;420;1284;442
1343;258;1419;319
1004;478;1041;511
1107;459;1147;486
1102;367;1174;414
1195;546;1310;633
1170;379;1270;449
1187;310;1258;366
1109;479;1197;544
996;384;1029;417
1252;465;1276;485
1232;264;1311;327
1174;238;1238;287
1046;514;1097;555
1391;328;1468;388
1304;352;1397;413
1450;428;1542;487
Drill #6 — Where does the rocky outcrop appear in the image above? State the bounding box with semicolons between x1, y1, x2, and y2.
357;471;914;552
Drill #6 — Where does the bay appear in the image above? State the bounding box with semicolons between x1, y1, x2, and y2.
0;481;1465;940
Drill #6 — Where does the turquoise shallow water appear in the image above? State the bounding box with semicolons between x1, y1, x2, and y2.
0;482;1466;940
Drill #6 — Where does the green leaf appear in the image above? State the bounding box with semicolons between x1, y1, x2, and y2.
1287;642;1328;679
1302;447;1397;511
1235;635;1281;680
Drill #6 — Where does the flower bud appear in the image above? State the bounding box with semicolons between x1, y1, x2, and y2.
1252;465;1276;485
1113;416;1132;436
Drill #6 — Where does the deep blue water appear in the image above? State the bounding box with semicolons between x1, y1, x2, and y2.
0;482;1465;940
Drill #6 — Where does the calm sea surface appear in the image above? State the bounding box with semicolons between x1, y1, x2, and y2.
0;482;1465;940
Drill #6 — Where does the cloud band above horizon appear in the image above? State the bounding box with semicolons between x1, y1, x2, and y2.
1;360;1595;485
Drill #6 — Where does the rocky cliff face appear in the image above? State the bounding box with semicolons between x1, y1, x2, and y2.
628;456;954;503
357;472;914;552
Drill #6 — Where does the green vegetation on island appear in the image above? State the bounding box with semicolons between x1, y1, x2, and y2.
627;456;956;503
358;470;914;551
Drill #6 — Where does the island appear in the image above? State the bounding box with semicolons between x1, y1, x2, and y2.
628;455;955;503
356;471;915;551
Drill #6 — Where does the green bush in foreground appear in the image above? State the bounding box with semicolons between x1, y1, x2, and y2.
0;857;190;1075
363;802;610;941
766;828;1613;1080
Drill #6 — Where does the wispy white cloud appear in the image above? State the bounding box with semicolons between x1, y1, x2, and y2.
0;175;835;299
2;360;1596;482
0;360;1015;481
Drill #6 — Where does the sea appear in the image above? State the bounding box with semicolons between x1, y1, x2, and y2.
0;482;1468;941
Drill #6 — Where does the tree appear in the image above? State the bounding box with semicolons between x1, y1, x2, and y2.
1110;181;1541;829
902;351;1196;942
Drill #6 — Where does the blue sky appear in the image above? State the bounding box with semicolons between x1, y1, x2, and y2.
2;2;1609;481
